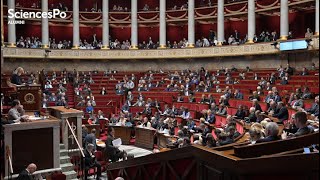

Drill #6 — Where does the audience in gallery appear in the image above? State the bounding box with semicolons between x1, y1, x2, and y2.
15;28;312;50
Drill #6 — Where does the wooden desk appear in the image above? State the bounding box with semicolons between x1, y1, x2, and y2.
109;126;132;145
156;132;177;149
48;106;83;150
3;119;60;178
135;127;156;149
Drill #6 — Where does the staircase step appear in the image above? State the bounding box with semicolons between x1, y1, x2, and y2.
63;170;78;180
60;149;69;156
60;163;74;172
60;144;65;149
60;156;70;164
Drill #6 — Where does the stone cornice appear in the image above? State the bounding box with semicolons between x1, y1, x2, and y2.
2;37;319;60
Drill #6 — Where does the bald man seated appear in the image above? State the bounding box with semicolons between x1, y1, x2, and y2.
17;163;37;180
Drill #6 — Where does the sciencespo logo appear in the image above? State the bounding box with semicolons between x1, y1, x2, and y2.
8;9;67;24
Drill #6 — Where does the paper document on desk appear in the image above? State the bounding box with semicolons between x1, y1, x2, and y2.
28;116;42;120
112;138;122;147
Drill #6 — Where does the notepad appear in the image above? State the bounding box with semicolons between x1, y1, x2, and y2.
112;138;122;147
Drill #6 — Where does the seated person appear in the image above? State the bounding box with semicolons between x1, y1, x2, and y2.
272;101;289;123
217;132;234;146
252;99;262;112
282;111;314;139
121;103;130;113
141;104;152;117
205;133;216;148
256;122;280;143
206;109;216;124
84;144;101;180
140;117;152;128
86;102;94;114
105;127;128;162
132;97;145;107
216;104;227;116
228;125;241;139
180;108;191;120
267;100;277;115
305;96;319;118
199;94;208;104
8;99;29;123
246;107;257;123
234;105;246;120
248;125;264;144
100;87;107;95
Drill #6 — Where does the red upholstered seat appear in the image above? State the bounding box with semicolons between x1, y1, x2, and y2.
51;173;66;180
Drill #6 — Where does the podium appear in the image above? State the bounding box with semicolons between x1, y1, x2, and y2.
16;84;42;111
48;106;83;150
3;119;60;178
135;127;155;149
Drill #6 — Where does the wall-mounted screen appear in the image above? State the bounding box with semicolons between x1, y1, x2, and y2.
280;40;308;51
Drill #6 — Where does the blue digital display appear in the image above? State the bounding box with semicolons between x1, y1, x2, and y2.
280;40;308;51
292;40;308;50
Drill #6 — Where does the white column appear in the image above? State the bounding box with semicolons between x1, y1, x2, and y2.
102;0;110;49
247;0;255;43
159;0;166;48
280;0;289;40
188;0;195;47
217;0;224;46
131;0;138;49
42;0;49;48
315;0;319;36
73;0;80;48
7;0;16;47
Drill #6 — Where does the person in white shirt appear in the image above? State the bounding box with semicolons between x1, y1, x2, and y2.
141;117;151;128
127;80;135;90
7;100;29;123
44;81;52;89
202;37;210;47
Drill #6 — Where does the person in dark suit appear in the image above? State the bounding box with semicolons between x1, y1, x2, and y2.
272;102;289;123
84;144;102;180
209;29;215;42
234;30;240;42
285;64;294;75
234;89;243;99
105;127;127;162
84;129;97;150
234;105;246;120
247;107;257;123
17;163;37;180
291;112;313;137
206;94;215;104
206;110;216;124
252;99;262;112
306;96;319;117
256;122;280;143
11;67;24;85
